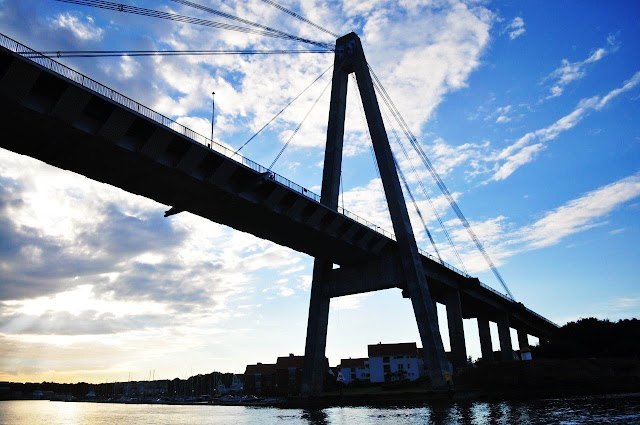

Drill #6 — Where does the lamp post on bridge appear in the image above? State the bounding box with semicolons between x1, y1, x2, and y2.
211;90;215;142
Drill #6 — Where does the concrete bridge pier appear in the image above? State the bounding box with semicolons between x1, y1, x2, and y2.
301;259;332;395
445;290;467;368
477;316;494;362
302;32;451;394
497;314;514;362
300;40;349;396
517;329;530;351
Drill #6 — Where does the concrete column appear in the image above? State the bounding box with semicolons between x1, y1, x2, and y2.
497;314;513;362
477;316;493;362
517;329;529;351
301;45;349;396
300;259;331;395
445;291;467;368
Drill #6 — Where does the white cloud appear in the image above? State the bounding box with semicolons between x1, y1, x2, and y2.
483;105;515;125
278;286;295;297
50;12;104;41
518;173;640;249
331;293;371;311
2;285;165;318
544;36;619;99
297;275;312;291
437;173;640;275
505;17;525;40
0;146;309;381
119;56;141;80
489;71;640;182
610;297;640;310
355;1;493;135
596;70;640;110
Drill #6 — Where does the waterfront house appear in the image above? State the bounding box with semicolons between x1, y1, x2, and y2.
338;358;370;385
368;342;426;383
243;363;277;395
275;354;305;396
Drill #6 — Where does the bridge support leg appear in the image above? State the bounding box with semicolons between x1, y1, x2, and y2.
517;329;530;351
497;314;513;362
301;38;349;396
300;259;331;395
477;316;493;362
446;290;467;368
350;34;450;389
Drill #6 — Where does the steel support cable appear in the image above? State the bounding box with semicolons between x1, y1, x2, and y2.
393;155;443;263
368;65;515;299
370;76;463;270
378;95;455;267
23;49;333;58
259;0;339;38
372;71;475;277
166;0;335;48
352;74;440;262
234;63;333;155
380;103;462;270
350;74;443;262
371;74;479;277
53;0;333;49
268;78;332;169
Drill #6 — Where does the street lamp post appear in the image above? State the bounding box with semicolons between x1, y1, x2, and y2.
211;90;215;142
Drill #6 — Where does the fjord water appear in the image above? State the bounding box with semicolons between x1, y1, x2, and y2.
1;395;639;424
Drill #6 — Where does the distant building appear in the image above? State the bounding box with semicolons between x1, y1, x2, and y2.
520;347;532;361
493;350;520;362
275;354;305;396
338;358;370;385
368;342;427;383
244;353;329;396
243;363;277;395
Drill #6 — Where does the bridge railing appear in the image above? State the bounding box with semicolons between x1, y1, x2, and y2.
2;33;528;306
523;306;558;327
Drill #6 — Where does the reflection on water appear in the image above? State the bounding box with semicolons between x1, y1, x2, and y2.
1;394;639;425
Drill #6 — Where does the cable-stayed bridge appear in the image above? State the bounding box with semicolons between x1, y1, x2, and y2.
0;20;557;394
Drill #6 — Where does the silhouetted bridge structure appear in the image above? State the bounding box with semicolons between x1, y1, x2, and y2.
0;33;557;393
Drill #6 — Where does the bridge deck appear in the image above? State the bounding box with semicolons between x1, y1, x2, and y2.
0;35;557;338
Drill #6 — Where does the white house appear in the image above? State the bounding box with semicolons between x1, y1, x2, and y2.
367;342;426;383
338;358;370;385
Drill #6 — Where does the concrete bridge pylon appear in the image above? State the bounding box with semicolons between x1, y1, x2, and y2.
301;32;452;395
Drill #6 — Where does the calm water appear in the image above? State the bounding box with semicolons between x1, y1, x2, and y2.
1;395;639;424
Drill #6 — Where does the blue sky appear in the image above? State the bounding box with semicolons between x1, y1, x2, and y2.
0;0;638;383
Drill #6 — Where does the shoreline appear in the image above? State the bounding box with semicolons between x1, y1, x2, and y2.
5;358;639;409
10;389;639;410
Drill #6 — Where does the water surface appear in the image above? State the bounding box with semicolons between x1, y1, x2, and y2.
1;394;639;424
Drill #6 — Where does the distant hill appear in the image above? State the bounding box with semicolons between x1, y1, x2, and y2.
533;317;640;359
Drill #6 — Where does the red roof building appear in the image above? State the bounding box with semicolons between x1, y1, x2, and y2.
243;363;277;396
368;342;419;357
